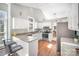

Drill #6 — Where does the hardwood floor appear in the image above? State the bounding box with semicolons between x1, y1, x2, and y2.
38;39;57;56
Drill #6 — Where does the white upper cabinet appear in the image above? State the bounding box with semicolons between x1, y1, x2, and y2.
12;17;28;29
68;4;78;31
11;4;22;18
11;4;45;32
27;16;37;32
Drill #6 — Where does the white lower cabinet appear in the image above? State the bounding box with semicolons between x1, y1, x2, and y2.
29;33;42;56
29;39;38;56
49;33;53;42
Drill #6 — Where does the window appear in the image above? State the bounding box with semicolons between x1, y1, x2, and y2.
0;11;5;32
0;10;7;47
0;20;4;32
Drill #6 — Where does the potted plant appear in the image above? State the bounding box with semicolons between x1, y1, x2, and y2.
74;35;79;43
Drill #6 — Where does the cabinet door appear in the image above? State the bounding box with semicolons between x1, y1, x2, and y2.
12;17;27;29
72;4;78;30
29;40;38;56
68;4;78;31
28;17;35;32
11;5;21;17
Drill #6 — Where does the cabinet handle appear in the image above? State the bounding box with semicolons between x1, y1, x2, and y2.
78;23;79;29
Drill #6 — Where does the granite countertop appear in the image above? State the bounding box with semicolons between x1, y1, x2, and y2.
16;35;29;42
0;31;39;43
0;31;37;36
15;31;39;43
15;31;38;36
61;37;79;45
61;37;79;56
0;32;4;36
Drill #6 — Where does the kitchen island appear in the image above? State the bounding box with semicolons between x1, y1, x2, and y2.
13;31;53;56
13;31;42;56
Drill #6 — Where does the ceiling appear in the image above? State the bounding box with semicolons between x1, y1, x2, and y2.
19;3;74;20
